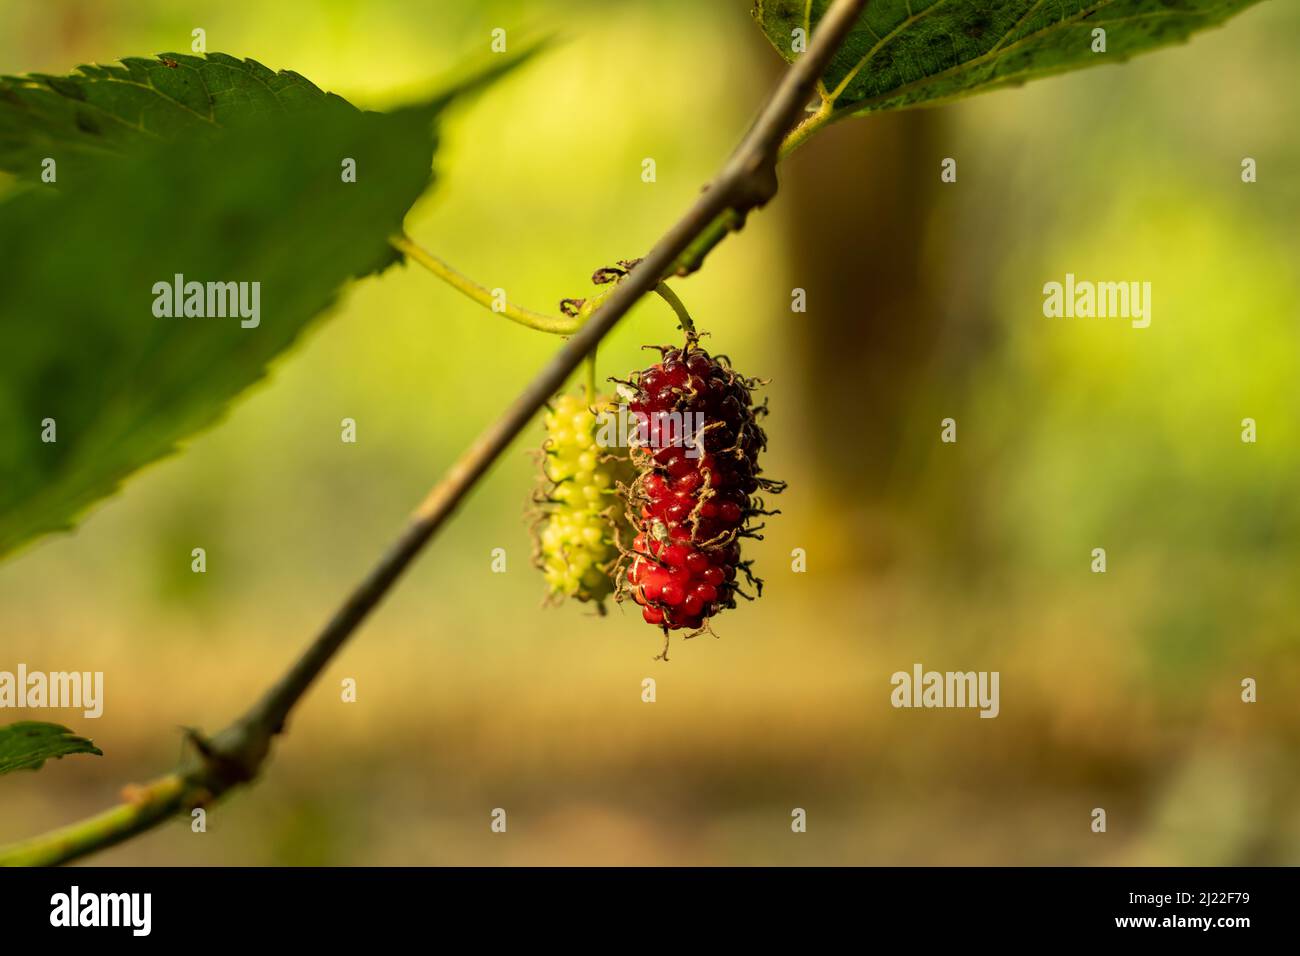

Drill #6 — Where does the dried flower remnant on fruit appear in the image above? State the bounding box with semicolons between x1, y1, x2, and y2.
532;391;634;608
620;335;782;654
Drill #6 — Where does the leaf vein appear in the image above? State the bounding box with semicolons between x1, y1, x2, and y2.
833;0;1120;114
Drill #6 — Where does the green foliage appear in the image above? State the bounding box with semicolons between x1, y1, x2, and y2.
0;721;102;775
0;46;547;186
0;104;432;559
0;51;535;562
0;53;349;183
755;0;1265;115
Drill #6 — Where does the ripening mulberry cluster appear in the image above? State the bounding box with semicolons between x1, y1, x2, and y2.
532;392;632;608
528;299;780;655
623;340;780;636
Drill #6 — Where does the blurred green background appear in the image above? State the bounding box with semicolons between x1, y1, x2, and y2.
1;0;1297;865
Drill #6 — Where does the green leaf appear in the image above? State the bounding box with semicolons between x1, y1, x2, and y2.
0;45;549;187
0;105;432;559
0;722;102;775
0;45;537;561
755;0;1265;116
0;52;351;183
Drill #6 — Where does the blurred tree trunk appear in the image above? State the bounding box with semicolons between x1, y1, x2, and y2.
778;106;1006;570
782;108;944;500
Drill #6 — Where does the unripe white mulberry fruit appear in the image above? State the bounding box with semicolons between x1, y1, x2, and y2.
532;391;633;607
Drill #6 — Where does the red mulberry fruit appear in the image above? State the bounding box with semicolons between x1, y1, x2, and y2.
620;337;781;647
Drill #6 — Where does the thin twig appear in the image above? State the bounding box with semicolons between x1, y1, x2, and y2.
653;282;695;334
584;349;598;403
390;232;578;335
0;0;869;868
